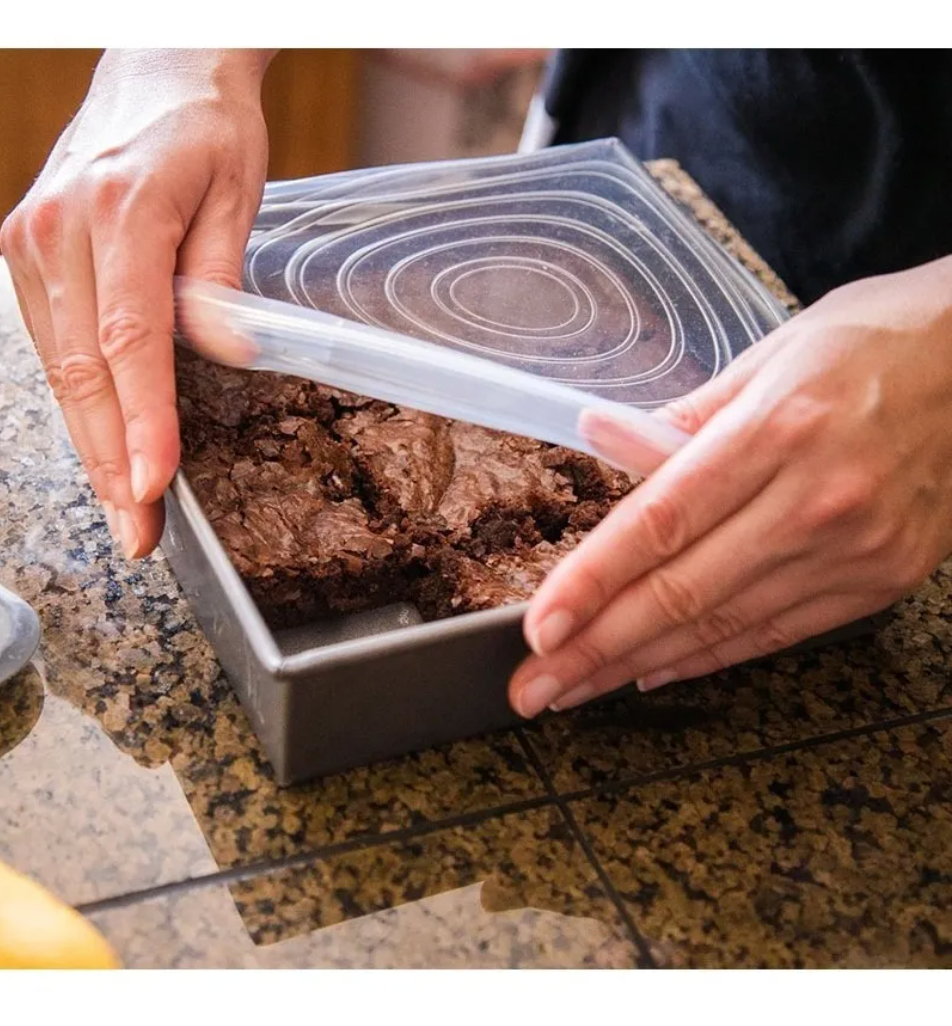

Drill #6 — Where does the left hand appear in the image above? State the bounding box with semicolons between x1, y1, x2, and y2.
509;256;952;717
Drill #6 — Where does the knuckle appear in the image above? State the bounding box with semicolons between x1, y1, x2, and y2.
89;167;137;219
99;309;154;365
647;570;702;627
698;649;731;675
661;395;703;434
24;194;64;250
637;491;688;560
752;617;798;657
801;470;879;531
693;606;747;649
0;209;25;258
83;453;125;490
603;652;641;690
45;362;68;405
89;166;176;230
59;350;112;406
764;394;831;452
189;257;242;291
570;633;610;679
854;517;901;561
568;557;611;613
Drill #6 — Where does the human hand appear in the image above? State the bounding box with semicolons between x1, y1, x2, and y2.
0;48;273;557
510;256;952;717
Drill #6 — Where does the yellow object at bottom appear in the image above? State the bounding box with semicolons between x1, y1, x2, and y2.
0;861;120;969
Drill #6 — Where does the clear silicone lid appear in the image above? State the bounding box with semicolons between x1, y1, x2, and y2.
176;139;788;475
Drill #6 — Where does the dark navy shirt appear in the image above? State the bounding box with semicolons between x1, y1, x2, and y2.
553;50;952;304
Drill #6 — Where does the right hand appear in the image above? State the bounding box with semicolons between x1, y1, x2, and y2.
0;49;274;558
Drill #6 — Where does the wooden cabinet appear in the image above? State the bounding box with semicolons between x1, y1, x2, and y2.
0;50;100;218
0;49;361;219
261;50;361;181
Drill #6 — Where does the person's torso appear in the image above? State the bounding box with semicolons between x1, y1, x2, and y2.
554;49;952;304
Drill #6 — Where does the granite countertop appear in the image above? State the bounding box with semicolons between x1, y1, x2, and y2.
1;162;950;969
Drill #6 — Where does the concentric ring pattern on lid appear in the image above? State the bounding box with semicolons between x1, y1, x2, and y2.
246;139;787;408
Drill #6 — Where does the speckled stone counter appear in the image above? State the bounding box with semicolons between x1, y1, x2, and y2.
1;163;950;968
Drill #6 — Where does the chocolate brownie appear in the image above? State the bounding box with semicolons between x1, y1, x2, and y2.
176;350;633;628
412;533;586;621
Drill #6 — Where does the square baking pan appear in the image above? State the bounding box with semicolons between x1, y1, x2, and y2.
162;141;888;785
161;474;885;786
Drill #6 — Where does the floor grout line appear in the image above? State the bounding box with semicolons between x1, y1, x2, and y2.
514;727;658;969
74;792;556;916
555;703;952;804
76;703;952;918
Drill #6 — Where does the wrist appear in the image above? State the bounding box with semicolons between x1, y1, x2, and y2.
95;49;278;92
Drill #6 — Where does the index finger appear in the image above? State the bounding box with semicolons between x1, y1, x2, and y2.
91;207;183;507
523;397;779;657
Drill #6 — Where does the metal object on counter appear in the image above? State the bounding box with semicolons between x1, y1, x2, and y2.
161;474;887;786
161;475;525;785
0;582;40;686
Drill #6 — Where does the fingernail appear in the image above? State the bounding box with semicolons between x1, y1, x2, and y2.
550;681;595;712
516;674;562;719
117;509;140;560
102;501;120;542
638;668;679;692
578;410;618;444
130;453;150;504
578;408;673;476
528;610;575;656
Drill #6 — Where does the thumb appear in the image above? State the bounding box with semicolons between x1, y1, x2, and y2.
579;329;789;475
174;191;260;367
654;327;792;436
175;191;254;291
